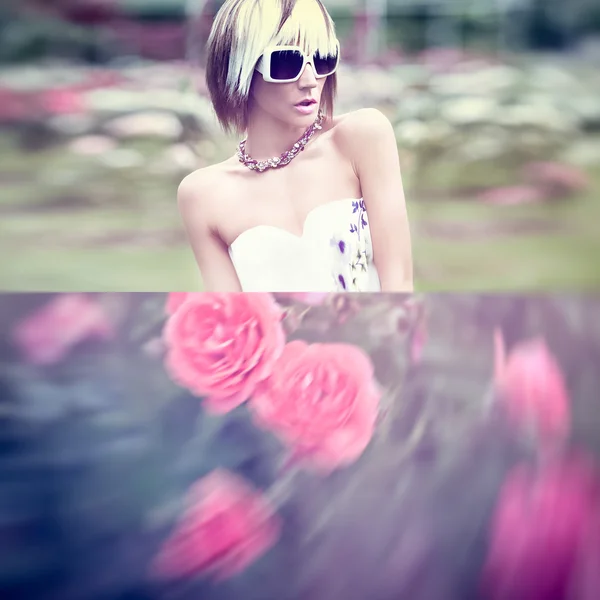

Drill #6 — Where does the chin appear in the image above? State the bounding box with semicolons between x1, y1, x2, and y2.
273;108;318;130
293;111;318;125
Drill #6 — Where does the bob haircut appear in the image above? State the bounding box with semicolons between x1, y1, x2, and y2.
205;0;338;134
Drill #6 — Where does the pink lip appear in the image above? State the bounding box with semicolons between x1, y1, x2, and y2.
294;99;317;115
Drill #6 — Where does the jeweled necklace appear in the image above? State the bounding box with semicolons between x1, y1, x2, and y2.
237;111;324;172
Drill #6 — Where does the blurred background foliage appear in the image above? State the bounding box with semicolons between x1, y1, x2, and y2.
0;0;600;290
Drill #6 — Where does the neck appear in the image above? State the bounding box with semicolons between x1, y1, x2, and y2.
243;105;316;160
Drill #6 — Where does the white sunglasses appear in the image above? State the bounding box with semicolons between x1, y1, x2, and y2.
255;41;340;83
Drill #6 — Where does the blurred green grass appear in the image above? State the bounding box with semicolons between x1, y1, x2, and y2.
1;128;599;292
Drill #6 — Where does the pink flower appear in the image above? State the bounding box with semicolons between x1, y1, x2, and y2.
523;161;589;198
481;454;600;600
250;341;381;471
493;329;570;443
410;318;427;366
0;89;29;122
152;470;281;581
478;186;546;206
39;88;86;115
571;517;600;600
273;292;330;306
164;292;202;315
12;294;114;366
164;293;285;413
419;47;467;72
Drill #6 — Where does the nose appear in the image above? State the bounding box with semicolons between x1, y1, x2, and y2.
298;62;318;88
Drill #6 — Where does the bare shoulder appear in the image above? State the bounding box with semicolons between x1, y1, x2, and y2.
331;108;396;150
177;163;222;211
177;160;235;230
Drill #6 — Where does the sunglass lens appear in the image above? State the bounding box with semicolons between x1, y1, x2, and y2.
269;50;304;80
313;51;338;76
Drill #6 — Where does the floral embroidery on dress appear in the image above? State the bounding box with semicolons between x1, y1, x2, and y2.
350;200;368;240
330;200;373;292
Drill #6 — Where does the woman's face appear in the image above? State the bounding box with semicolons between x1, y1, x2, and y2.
249;59;327;129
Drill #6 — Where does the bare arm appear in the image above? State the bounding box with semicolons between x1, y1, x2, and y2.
177;174;243;292
347;109;414;292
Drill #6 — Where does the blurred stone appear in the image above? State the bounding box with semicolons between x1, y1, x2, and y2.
88;88;195;114
394;120;430;148
196;139;217;160
99;148;145;169
497;104;575;132
104;111;183;140
518;130;561;154
337;66;405;105
118;61;191;88
425;120;456;145
441;97;498;126
0;66;57;92
570;97;600;130
151;144;199;174
361;68;405;101
86;89;155;112
188;95;219;130
395;64;430;87
396;93;438;121
433;66;520;96
419;48;467;72
85;86;217;137
47;114;97;136
560;140;600;167
68;135;117;156
529;64;583;93
165;144;199;169
458;134;508;162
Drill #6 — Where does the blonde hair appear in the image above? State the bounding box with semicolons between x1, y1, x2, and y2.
206;0;338;134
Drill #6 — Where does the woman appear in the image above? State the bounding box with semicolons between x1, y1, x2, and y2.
178;0;413;292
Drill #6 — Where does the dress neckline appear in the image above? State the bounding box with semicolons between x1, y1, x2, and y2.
228;197;363;251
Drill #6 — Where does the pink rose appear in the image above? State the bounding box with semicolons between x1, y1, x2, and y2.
164;293;285;413
410;318;427;366
274;292;330;306
493;329;570;444
152;470;281;581
250;341;381;471
12;294;114;365
481;454;600;600
165;292;202;315
571;518;600;600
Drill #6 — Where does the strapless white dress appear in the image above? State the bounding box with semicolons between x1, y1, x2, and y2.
228;198;381;292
